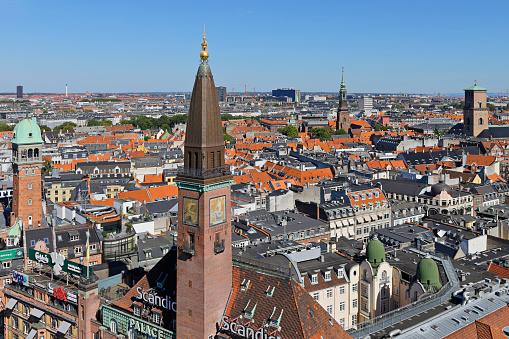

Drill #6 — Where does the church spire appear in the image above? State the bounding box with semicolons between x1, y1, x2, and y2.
178;33;231;185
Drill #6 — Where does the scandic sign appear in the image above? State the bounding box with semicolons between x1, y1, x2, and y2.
220;316;282;339
28;248;91;277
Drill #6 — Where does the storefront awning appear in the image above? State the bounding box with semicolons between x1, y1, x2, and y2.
26;329;37;339
29;308;44;319
57;321;72;335
5;299;17;310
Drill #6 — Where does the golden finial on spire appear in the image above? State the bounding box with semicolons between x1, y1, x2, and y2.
200;25;209;61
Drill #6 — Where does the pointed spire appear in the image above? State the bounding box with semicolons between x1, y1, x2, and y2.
341;67;345;87
179;32;229;183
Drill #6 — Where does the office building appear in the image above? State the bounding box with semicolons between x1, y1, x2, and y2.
215;86;227;101
272;88;300;103
359;95;373;113
16;86;23;99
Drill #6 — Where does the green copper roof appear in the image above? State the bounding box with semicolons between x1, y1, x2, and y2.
7;219;21;237
197;61;211;77
366;237;385;268
416;257;442;292
11;117;43;145
464;85;487;91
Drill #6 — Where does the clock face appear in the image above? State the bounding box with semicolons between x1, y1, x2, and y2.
183;198;198;226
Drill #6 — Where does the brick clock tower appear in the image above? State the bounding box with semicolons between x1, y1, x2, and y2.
175;32;234;339
11;117;43;228
336;67;350;132
463;81;489;137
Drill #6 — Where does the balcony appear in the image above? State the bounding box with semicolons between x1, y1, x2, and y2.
182;241;195;256
214;240;225;254
177;166;230;179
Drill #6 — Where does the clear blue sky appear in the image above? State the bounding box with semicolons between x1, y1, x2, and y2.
1;0;508;94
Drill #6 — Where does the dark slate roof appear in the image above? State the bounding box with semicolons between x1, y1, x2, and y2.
480;126;509;139
54;225;101;259
377;179;429;196
132;156;162;168
137;234;173;261
401;148;480;166
25;228;54;252
145;199;177;215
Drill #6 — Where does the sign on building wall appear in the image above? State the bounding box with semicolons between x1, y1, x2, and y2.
28;248;91;277
12;271;29;286
0;248;24;261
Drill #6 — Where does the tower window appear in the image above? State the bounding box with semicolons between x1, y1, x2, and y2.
479;118;483;125
28;199;32;206
28;184;32;190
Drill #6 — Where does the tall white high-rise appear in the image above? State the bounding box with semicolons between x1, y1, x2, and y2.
359;95;373;113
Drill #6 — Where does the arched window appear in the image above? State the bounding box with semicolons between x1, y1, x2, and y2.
381;270;387;282
110;319;117;334
34;148;39;158
363;269;368;281
28;149;33;158
479;118;483;125
28;199;32;206
28;215;33;225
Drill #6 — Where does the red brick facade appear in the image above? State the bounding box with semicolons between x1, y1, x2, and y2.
176;186;232;339
12;164;42;227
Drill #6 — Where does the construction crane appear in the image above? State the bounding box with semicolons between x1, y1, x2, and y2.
233;84;248;96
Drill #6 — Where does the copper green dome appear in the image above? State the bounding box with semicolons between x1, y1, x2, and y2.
11;117;43;145
366;236;385;268
416;257;442;292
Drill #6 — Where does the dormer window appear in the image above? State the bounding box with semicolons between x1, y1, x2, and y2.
69;231;79;241
324;271;331;281
29;133;32;137
311;274;318;284
152;312;161;324
133;304;141;316
241;279;251;291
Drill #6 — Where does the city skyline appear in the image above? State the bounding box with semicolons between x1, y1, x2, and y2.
1;0;508;94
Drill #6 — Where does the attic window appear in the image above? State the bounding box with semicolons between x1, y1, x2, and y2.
311;274;318;284
29;133;32;137
324;271;331;281
268;307;283;328
240;279;251;291
266;286;275;297
133;304;141;316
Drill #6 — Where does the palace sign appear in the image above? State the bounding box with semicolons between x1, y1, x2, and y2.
28;248;91;277
136;287;176;312
220;316;282;339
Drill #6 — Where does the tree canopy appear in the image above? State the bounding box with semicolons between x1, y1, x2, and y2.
309;127;332;141
334;128;347;135
87;119;112;126
0;123;14;131
122;114;188;131
53;122;76;133
278;125;299;138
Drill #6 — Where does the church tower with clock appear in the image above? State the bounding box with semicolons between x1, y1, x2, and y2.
175;32;234;339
